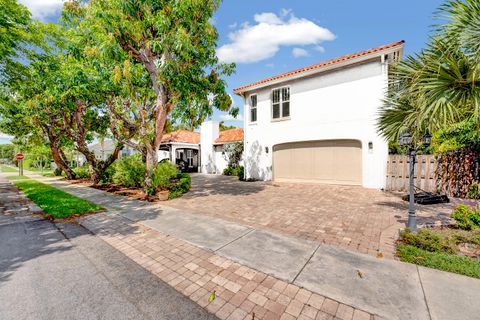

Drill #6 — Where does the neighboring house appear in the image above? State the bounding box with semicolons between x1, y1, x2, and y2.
200;121;244;174
78;124;244;174
159;130;201;172
77;139;136;166
234;41;404;189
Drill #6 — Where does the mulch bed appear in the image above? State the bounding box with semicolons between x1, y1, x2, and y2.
67;179;159;202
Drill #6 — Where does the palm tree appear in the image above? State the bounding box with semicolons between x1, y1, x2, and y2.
378;0;480;142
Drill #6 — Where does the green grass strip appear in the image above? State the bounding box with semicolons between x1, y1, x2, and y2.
397;245;480;279
0;165;18;173
10;178;103;219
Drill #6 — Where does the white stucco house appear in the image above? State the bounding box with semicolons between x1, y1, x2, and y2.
234;41;404;189
200;121;244;174
156;122;244;174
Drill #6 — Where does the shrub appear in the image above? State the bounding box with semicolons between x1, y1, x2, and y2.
399;229;457;254
99;164;116;184
152;161;179;191
451;205;480;230
169;173;191;199
113;155;145;188
73;166;91;179
223;166;233;175
233;165;244;179
223;165;244;179
54;168;63;176
467;183;480;200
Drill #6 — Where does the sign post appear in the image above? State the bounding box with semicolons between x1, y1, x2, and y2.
15;153;24;176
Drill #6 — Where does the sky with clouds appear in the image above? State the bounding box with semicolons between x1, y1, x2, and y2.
2;0;443;143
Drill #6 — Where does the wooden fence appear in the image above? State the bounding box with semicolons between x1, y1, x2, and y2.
386;155;438;193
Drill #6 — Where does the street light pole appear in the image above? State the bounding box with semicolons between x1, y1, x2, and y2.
398;130;431;233
407;148;417;232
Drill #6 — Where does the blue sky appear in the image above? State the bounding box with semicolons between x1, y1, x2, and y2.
2;0;443;143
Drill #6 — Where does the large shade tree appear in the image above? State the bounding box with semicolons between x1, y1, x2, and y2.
87;0;236;190
0;0;31;77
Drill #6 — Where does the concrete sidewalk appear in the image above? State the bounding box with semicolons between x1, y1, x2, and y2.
0;175;217;320
24;174;480;320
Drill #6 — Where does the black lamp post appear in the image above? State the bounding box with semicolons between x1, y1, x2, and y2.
398;130;432;232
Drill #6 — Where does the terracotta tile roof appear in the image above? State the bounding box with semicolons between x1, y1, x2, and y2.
215;128;244;144
233;41;404;94
161;130;200;144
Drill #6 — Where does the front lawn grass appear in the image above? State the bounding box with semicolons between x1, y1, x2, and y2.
397;244;480;279
10;178;103;218
0;164;18;173
397;228;480;278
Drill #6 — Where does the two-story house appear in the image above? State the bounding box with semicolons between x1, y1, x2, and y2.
234;41;404;189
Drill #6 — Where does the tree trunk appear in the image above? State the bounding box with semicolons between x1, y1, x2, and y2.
50;142;76;180
43;124;76;180
144;145;158;193
143;91;169;193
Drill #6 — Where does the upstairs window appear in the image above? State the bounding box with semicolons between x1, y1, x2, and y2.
250;94;257;123
272;87;290;120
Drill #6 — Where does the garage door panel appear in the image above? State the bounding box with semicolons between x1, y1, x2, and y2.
273;140;362;185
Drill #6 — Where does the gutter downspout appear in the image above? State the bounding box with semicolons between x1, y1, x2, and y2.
242;93;247;181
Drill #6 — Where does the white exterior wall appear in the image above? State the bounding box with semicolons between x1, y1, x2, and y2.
242;58;389;189
200;121;220;174
214;145;228;174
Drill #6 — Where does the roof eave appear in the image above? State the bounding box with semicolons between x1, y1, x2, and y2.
233;43;404;95
213;140;243;145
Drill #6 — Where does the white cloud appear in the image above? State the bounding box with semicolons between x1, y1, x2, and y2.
217;11;335;64
314;46;326;53
19;0;64;21
292;47;310;58
253;12;283;25
219;114;244;122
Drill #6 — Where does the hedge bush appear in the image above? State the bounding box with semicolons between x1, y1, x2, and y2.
223;165;244;180
113;155;145;188
399;229;457;254
169;173;191;199
152;161;179;191
451;205;480;230
73;166;91;179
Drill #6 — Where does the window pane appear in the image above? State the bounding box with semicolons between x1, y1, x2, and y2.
272;89;280;103
282;87;290;101
251;95;257;107
251;108;257;122
272;103;280;118
282;102;290;117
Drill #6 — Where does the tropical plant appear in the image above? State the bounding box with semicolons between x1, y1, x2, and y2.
431;119;480;153
222;142;244;168
378;0;480;144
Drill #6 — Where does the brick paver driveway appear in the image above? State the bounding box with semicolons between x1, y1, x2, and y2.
169;174;454;259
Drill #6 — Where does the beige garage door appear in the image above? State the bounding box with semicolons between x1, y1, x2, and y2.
273;140;362;185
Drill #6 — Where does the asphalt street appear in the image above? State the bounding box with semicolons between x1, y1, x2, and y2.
0;219;218;320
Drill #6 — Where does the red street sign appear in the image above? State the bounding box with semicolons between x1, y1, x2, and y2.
15;153;24;161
